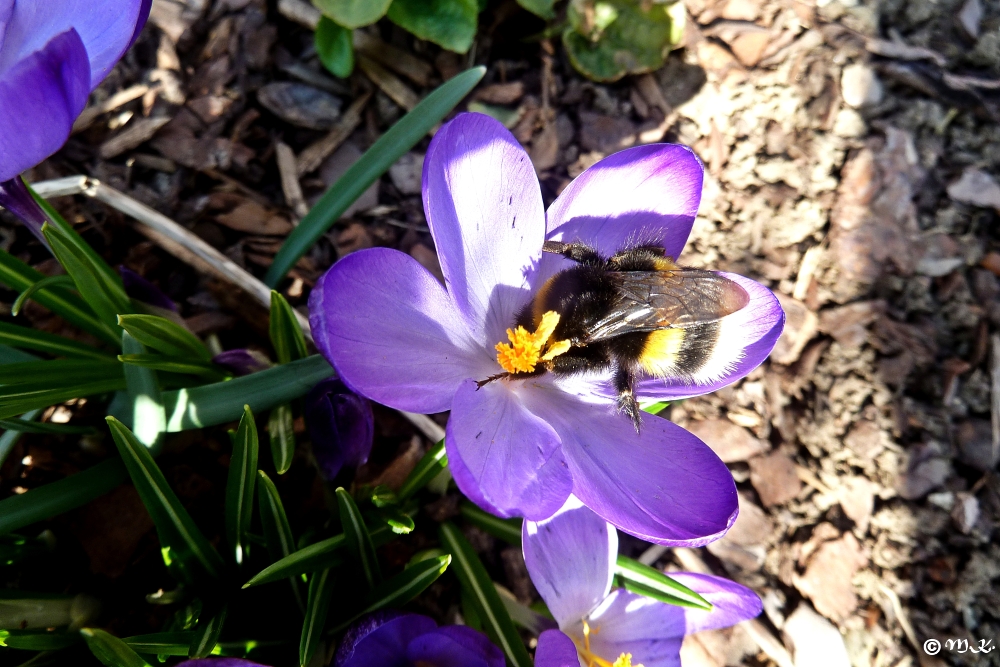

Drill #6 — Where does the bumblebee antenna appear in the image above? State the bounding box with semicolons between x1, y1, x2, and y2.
475;372;509;389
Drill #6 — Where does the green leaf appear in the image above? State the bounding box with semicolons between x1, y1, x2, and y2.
265;66;486;286
517;0;555;19
106;417;225;580
268;404;295;475
642;400;670;415
269;291;308;365
122;632;199;656
163;355;333;431
397;439;447;501
0;629;80;650
387;0;478;53
300;568;336;667
188;605;227;658
439;522;532;667
42;223;130;330
257;471;296;565
335;487;381;590
0;378;127;421
0;419;96;435
12;274;77;316
120;332;166;454
313;0;392;27
0;459;127;536
117;314;212;361
81;628;152;667
0;247;118;345
118;353;221;378
0;359;123;387
316;17;355;78
562;0;680;82
614;556;712;610
330;554;451;634
0;321;113;360
226;406;259;566
458;501;522;545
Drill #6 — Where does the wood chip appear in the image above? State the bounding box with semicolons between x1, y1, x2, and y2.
73;84;151;134
357;55;420;112
296;91;371;176
354;31;433;87
958;0;983;39
98;116;171;159
991;333;1000;469
277;0;319;29
946;167;1000;211
275;142;308;219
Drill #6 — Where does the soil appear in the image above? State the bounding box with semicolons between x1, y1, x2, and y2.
3;0;1000;666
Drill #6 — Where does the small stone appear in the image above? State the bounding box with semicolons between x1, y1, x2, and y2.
956;419;998;471
257;82;342;130
388;152;424;195
731;32;771;67
837;476;876;534
794;532;867;622
784;603;852;667
946;167;1000;212
895;441;952;500
720;0;760;20
840;64;883;108
686;419;769;462
749;451;802;507
832;108;866;138
952;492;980;533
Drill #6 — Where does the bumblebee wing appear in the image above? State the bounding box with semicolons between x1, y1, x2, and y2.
586;269;750;341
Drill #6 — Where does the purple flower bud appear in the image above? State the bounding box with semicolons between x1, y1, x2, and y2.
119;266;177;311
0;177;49;246
304;378;374;481
212;349;273;376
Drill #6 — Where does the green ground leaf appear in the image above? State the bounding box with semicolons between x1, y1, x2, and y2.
162;355;333;431
386;0;478;53
258;471;297;565
268;404;295;474
439;522;532;667
12;274;77;316
117;314;212;361
517;0;555;19
615;556;712;610
0;359;123;387
313;0;392;27
120;332;166;453
226;406;260;566
264;66;485;286
563;0;679;82
0;629;80;650
188;605;227;658
269;292;309;365
106;417;225;580
397;439;447;501
300;568;336;667
118;354;222;378
0;321;113;360
458;501;522;545
336;488;382;590
0;419;95;435
81;628;152;667
0;378;127;421
316;17;355;78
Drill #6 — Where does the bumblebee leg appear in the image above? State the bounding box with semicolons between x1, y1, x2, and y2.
542;240;603;264
475;372;509;388
613;366;642;433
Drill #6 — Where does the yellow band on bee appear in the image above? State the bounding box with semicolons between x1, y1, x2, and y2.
638;327;685;376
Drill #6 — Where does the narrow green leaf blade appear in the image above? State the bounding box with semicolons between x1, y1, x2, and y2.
257;471;296;564
397;439;446;501
0;321;113;360
188;605;227;658
0;359;123;387
269;291;308;365
335;487;381;589
122;632;198;656
226;406;259;566
12;274;77;316
81;628;152;667
264;66;486;286
352;554;449;622
163;355;333;431
459;500;522;546
118;354;221;378
614;556;712;611
120;331;165;454
117;314;212;361
299;568;336;667
0;629;80;650
0;419;96;435
0;378;127;421
268;404;295;474
315;16;354;78
106;417;225;580
439;522;532;667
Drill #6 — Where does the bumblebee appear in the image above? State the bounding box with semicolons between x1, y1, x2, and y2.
483;240;750;432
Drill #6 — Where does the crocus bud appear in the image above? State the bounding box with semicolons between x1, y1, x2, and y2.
119;266;177;311
304;378;374;481
212;349;273;376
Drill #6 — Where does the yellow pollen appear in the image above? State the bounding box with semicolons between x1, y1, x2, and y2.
573;622;644;667
495;310;570;374
613;654;642;667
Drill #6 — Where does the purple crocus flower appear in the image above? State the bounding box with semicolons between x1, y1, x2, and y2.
309;113;783;544
334;610;504;667
0;0;152;241
526;499;763;667
304;377;374;481
213;349;274;376
119;266;178;311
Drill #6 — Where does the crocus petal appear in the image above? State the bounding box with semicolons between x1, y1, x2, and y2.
212;349;273;376
668;572;762;635
585;589;684;667
406;626;505;667
334;611;436;667
632;273;784;401
309;248;489;414
535;629;581;667
422;113;546;343
532;394;737;546
0;29;90;182
0;176;49;244
175;660;271;667
305;377;374;481
119;266;177;311
0;0;150;86
447;379;572;520
522;498;616;626
546;144;703;263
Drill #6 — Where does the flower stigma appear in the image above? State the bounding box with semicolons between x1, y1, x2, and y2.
571;620;645;667
495;310;571;374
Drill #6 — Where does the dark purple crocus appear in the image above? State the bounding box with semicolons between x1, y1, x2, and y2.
304;377;374;481
212;349;274;376
309;113;784;544
334;611;504;667
0;0;152;241
527;499;763;667
119;266;177;311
